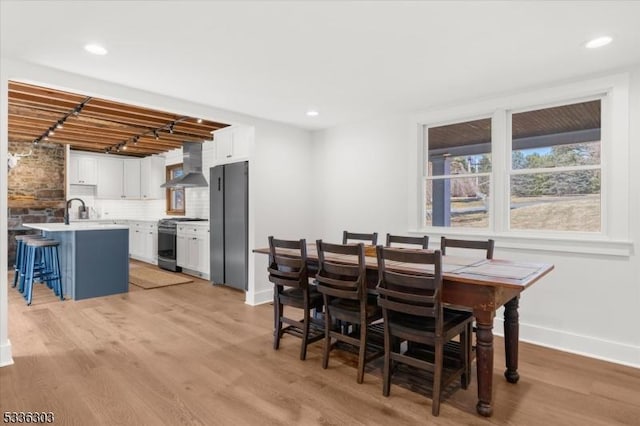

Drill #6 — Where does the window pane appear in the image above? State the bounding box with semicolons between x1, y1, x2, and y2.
511;100;601;170
425;176;491;228
510;170;601;232
427;118;492;176
171;189;184;210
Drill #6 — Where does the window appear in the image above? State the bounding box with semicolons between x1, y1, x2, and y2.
509;100;601;232
415;73;631;254
166;164;185;215
425;118;492;229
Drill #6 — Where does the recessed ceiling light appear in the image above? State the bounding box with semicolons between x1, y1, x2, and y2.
84;43;108;55
196;118;203;124
585;36;613;49
306;110;319;117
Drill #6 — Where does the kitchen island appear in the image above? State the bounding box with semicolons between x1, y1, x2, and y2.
24;223;129;300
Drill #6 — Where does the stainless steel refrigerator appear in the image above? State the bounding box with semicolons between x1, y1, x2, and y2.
210;161;248;290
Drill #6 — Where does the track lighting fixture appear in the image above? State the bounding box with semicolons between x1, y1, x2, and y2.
33;97;92;147
104;116;198;154
197;118;203;124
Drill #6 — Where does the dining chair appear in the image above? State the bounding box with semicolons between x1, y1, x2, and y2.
315;240;383;383
376;246;473;416
268;236;324;360
342;231;378;245
440;236;495;348
385;233;429;249
440;237;494;259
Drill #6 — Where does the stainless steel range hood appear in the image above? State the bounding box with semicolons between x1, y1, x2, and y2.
161;142;208;188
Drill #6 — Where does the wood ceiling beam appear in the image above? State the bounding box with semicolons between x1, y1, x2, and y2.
8;81;230;156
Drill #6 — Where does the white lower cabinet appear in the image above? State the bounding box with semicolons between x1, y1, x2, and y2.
176;223;209;278
128;221;158;264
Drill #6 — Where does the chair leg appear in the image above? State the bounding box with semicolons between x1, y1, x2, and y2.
460;326;469;389
463;323;472;388
12;241;21;288
357;319;367;384
300;299;310;361
273;297;282;350
383;325;392;397
432;340;443;416
322;302;331;370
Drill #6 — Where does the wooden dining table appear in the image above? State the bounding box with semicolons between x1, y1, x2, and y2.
253;244;554;417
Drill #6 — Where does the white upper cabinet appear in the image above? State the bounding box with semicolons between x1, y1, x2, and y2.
97;157;124;199
97;157;141;199
140;156;165;199
213;126;251;164
123;159;141;199
69;153;97;185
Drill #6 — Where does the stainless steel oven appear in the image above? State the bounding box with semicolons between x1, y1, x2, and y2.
157;218;207;272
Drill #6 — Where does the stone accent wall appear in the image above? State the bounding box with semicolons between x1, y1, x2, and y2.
7;140;66;267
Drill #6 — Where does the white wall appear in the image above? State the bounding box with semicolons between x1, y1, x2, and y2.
0;59;316;366
250;121;316;304
312;114;413;241
311;68;640;368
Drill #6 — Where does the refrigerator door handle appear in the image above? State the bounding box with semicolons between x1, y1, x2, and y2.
218;177;221;191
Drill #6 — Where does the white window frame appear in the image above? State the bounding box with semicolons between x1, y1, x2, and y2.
422;114;494;230
409;73;632;256
506;95;604;235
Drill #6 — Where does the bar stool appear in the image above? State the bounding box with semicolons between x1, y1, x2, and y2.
23;239;64;306
14;234;46;292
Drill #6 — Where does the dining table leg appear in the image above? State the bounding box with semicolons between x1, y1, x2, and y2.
474;310;495;417
503;296;520;383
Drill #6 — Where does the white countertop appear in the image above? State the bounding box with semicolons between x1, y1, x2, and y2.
24;223;129;232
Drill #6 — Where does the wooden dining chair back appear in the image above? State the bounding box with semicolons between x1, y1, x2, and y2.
342;231;378;245
386;234;429;249
440;237;494;259
376;246;473;416
315;240;383;383
268;236;323;360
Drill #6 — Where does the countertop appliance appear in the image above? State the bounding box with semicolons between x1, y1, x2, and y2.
158;217;207;272
210;161;248;290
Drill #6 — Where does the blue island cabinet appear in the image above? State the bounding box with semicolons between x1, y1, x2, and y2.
24;224;129;300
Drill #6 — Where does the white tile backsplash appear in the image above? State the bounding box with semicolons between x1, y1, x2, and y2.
68;186;166;220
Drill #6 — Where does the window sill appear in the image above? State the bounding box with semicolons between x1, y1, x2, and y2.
409;228;634;257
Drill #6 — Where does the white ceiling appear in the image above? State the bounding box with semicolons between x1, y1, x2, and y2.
2;1;639;130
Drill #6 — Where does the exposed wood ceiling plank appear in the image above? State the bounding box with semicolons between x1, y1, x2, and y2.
8;81;230;157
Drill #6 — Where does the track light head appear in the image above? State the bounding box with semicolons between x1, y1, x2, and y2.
133;136;139;145
153;130;159;140
56;121;64;129
33;138;39;145
168;123;174;134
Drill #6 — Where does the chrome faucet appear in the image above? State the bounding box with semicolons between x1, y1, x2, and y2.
64;198;86;225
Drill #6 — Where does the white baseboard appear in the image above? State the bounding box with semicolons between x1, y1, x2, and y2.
245;288;272;306
493;317;640;369
0;339;14;367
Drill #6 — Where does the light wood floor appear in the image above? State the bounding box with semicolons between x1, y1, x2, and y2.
2;263;639;425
